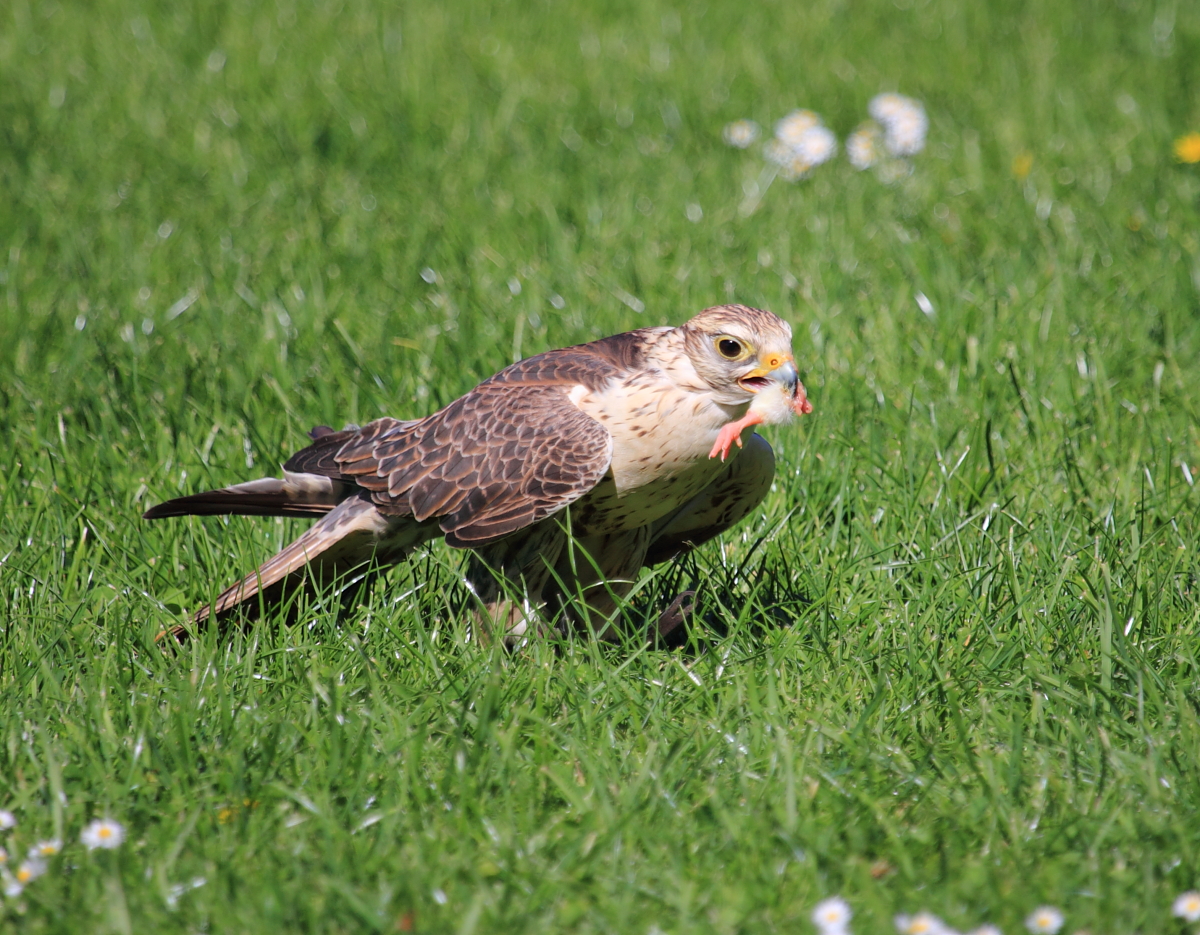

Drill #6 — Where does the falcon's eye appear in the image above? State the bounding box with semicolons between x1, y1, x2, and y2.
716;338;745;360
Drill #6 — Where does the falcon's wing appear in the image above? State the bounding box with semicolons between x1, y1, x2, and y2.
285;349;625;548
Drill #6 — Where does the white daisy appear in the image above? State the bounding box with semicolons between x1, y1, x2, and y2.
969;926;1003;935
0;811;15;832
29;839;60;859
868;93;927;154
884;107;928;156
723;119;761;149
81;818;126;851
895;911;950;934
2;874;21;898
846;122;882;170
771;124;838;182
812;896;852;931
1024;906;1063;934
869;92;912;124
13;856;46;885
868;93;928;156
792;124;838;167
774;109;821;149
1173;891;1200;922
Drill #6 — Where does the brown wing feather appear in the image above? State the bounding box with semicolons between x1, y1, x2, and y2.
284;419;412;476
277;338;653;547
353;380;612;547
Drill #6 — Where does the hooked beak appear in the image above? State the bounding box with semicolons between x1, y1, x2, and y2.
738;357;813;415
768;361;813;415
766;360;799;396
738;355;798;395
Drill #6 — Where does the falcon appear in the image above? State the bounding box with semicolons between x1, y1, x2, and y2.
144;304;812;641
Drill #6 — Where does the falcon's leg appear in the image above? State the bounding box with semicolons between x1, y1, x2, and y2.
547;526;653;641
463;518;567;644
644;432;775;567
467;523;654;643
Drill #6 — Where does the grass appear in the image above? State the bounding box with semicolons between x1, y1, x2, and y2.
2;0;1200;930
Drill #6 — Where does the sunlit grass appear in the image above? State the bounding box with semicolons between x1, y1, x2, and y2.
2;0;1200;930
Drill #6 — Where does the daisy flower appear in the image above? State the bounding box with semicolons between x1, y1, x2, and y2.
1175;133;1200;164
775;109;821;149
2;874;21;898
884;109;928;156
0;811;15;831
1024;906;1063;934
969;926;1003;935
81;818;126;851
723;120;761;149
811;895;852;931
895;911;950;934
768;117;837;182
792;124;838;167
14;856;46;885
1173;890;1200;922
29;839;61;858
846;122;883;170
869;93;928;156
869;93;911;125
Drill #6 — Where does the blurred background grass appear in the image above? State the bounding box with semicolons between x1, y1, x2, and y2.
3;0;1200;931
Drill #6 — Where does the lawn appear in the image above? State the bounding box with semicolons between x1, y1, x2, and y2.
2;0;1200;931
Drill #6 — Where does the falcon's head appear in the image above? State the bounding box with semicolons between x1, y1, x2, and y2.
681;305;812;421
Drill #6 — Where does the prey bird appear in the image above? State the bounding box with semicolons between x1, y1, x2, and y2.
144;304;812;640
